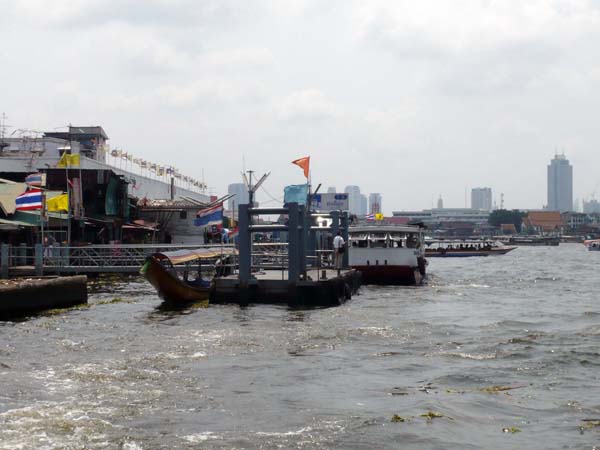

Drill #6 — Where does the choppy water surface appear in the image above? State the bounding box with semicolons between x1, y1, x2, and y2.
1;244;599;449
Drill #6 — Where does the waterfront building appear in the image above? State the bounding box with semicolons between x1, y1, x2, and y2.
522;211;565;235
547;154;573;212
471;187;492;211
0;126;209;202
392;207;491;236
369;193;382;214
344;185;362;216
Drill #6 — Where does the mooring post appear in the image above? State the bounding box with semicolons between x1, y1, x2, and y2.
341;211;349;269
288;202;299;283
238;203;251;303
34;243;43;276
298;204;307;278
0;244;9;279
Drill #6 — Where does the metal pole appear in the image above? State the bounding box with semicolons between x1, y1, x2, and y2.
288;203;299;282
0;244;9;279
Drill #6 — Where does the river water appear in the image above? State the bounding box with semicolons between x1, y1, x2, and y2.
1;244;599;449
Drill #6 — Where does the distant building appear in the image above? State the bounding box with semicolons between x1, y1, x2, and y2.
583;199;600;213
360;194;368;216
547;154;573;212
471;187;492;211
369;193;382;214
326;186;337;193
522;211;565;235
344;185;362;215
437;195;444;209
227;183;249;211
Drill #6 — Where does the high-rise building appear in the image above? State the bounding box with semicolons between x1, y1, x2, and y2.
326;186;337;193
360;194;368;216
471;187;492;211
369;193;382;214
344;185;362;215
227;183;249;212
547;154;573;212
437;195;444;209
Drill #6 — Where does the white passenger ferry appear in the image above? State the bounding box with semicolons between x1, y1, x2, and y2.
348;225;427;285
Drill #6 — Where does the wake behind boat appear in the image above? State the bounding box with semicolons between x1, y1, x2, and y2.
141;247;237;303
425;240;516;257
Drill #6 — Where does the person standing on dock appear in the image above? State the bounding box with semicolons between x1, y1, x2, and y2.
333;231;345;273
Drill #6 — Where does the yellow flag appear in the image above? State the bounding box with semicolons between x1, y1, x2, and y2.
46;193;69;212
375;213;384;220
56;153;80;168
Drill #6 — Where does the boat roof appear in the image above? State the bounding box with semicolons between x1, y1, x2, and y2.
151;247;237;265
349;225;423;234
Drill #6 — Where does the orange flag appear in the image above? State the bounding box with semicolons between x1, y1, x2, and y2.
291;156;310;178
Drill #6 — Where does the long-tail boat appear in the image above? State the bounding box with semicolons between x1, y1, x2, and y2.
141;247;237;303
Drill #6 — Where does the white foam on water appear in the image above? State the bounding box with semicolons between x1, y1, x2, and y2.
255;426;313;437
182;431;220;442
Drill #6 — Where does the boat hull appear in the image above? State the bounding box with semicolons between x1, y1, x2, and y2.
352;264;423;285
425;247;516;257
144;257;210;303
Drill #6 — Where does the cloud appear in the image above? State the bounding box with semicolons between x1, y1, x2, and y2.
275;89;343;123
354;0;600;95
10;0;258;30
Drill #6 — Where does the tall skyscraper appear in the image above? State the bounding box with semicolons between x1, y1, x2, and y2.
326;186;337;193
227;183;249;212
344;185;362;215
547;154;573;212
437;195;444;209
360;194;368;216
369;193;382;214
471;187;492;211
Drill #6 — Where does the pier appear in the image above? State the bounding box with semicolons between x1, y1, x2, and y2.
210;202;361;307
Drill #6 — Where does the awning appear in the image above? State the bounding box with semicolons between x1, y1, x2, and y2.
151;247;238;265
0;217;37;231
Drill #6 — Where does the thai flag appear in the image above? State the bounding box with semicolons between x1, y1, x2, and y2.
15;189;43;211
25;173;46;187
366;213;375;221
194;204;223;227
228;227;239;239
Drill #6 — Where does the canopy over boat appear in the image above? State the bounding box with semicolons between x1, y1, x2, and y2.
151;247;238;265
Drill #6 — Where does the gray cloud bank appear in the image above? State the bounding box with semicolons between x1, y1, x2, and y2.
3;0;600;211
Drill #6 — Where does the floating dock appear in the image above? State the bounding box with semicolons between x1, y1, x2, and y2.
0;275;88;316
210;202;361;307
212;269;361;307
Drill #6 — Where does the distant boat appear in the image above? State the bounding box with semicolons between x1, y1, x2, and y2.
141;248;237;303
506;236;560;246
348;225;427;285
583;239;600;251
425;240;516;257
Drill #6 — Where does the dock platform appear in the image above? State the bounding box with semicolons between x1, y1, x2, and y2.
212;269;361;307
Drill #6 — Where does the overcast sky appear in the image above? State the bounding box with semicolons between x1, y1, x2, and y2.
3;0;600;213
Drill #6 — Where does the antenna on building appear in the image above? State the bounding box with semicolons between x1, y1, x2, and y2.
500;193;504;209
